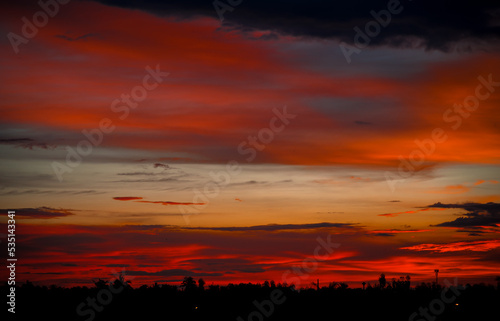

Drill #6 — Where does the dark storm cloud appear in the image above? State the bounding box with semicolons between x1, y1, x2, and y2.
153;162;170;169
187;258;266;273
55;33;96;41
22;233;106;254
119;222;358;232
0;138;55;150
184;222;358;232
0;207;74;219
94;0;500;50
126;269;223;277
0;189;101;196
370;233;396;237
429;202;500;227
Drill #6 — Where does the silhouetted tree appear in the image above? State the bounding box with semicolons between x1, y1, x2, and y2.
93;278;108;289
198;278;205;291
405;275;411;289
181;276;197;292
6;277;500;321
379;274;387;289
208;284;218;293
112;271;132;291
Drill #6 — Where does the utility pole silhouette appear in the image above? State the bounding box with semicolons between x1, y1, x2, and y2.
434;269;439;285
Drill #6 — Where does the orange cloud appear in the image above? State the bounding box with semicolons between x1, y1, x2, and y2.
429;179;499;195
429;184;471;194
378;208;446;217
474;179;499;186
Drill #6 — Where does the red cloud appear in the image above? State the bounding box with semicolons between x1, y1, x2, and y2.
113;197;144;201
369;229;433;235
401;240;500;253
136;201;205;206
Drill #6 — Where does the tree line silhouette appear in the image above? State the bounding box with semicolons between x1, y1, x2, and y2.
3;274;499;321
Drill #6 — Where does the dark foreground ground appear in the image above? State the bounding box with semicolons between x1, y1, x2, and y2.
3;280;499;321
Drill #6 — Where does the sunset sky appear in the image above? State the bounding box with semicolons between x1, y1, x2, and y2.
1;0;499;288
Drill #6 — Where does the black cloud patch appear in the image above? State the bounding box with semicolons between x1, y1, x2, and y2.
429;202;500;228
93;0;500;51
0;207;74;219
184;222;358;232
55;33;96;41
0;138;55;150
126;269;223;277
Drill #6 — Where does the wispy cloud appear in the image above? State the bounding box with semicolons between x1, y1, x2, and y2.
113;196;204;206
473;179;499;186
136;200;205;206
0;207;74;219
153;162;170;169
401;240;500;253
429;184;471;194
368;229;433;237
429;180;498;194
0;138;55;150
126;269;223;277
113;197;144;201
378;208;445;218
184;222;358;232
55;33;96;42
